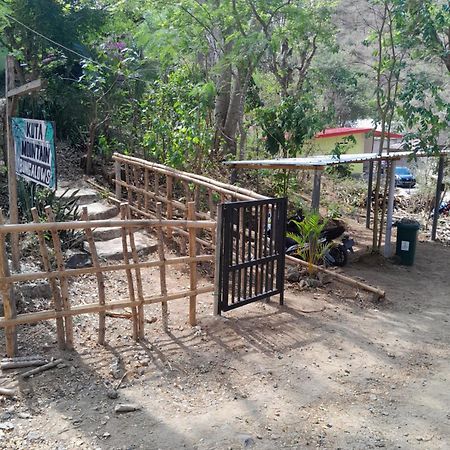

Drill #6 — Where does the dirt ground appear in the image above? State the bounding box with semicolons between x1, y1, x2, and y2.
1;223;450;450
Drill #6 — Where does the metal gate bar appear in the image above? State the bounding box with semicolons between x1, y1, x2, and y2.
216;198;287;313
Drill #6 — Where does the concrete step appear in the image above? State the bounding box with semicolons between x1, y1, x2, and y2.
81;202;119;220
92;226;123;241
56;187;100;206
83;232;157;261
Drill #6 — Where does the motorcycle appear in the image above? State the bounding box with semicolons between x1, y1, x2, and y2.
284;210;354;267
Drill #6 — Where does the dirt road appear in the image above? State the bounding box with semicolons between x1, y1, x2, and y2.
0;240;449;449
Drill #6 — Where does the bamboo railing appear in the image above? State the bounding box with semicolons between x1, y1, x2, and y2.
0;203;215;357
113;153;268;249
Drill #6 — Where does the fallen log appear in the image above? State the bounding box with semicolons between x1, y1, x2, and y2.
1;359;47;370
286;255;386;300
21;359;64;379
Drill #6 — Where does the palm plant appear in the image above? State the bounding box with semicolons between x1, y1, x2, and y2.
287;212;331;275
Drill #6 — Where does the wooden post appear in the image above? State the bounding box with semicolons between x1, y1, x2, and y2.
156;203;169;329
213;205;223;316
431;156;445;241
115;159;122;200
366;160;374;229
166;175;173;238
384;160;397;258
81;208;106;345
0;210;17;356
126;204;145;339
31;208;65;350
311;169;322;212
187;202;197;326
44;207;74;349
120;203;139;341
5;56;20;271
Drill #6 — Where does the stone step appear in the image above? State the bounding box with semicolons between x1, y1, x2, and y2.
83;232;157;261
56;187;100;206
92;226;123;241
81;202;119;221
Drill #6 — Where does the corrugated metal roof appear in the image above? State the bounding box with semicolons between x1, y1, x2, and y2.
225;150;449;170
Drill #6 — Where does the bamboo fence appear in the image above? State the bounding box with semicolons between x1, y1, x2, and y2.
113;153;268;250
0;203;215;357
113;154;386;300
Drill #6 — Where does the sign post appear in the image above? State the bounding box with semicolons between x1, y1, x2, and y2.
12;118;57;189
5;55;44;271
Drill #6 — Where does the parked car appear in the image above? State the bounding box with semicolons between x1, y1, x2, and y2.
395;166;416;188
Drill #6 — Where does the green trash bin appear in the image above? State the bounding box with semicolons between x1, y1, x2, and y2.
395;218;420;266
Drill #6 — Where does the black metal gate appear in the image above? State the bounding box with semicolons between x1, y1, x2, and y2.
215;197;287;314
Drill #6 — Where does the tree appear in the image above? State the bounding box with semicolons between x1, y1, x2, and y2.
394;0;450;73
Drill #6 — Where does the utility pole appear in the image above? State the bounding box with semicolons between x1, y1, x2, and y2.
5;55;43;271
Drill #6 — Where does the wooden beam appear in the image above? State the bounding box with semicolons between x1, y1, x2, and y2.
5;55;20;271
6;79;44;98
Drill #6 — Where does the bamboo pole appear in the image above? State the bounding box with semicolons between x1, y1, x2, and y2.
209;189;216;246
187;202;198;326
125;163;132;204
81;207;106;345
0;209;17;356
0;218;216;234
120;203;139;341
31;208;65;350
213;205;223;316
133;165;142;210
144;168;149;212
166;175;173;238
126;204;145;339
0;255;214;284
44;207;74;350
0;286;215;327
180;182;191;255
115;160;122;200
156;203;169;329
154;173;159;200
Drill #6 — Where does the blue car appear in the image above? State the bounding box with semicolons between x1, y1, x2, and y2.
395;166;416;188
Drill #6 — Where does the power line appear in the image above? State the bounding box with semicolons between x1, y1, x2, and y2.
5;13;111;71
4;13;150;86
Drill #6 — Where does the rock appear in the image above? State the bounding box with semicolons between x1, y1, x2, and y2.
107;389;119;399
0;422;14;431
56;187;99;205
18;412;32;419
237;434;255;448
65;252;92;269
81;202;118;220
15;281;52;300
286;267;301;282
26;431;41;442
114;404;141;413
84;233;157;261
